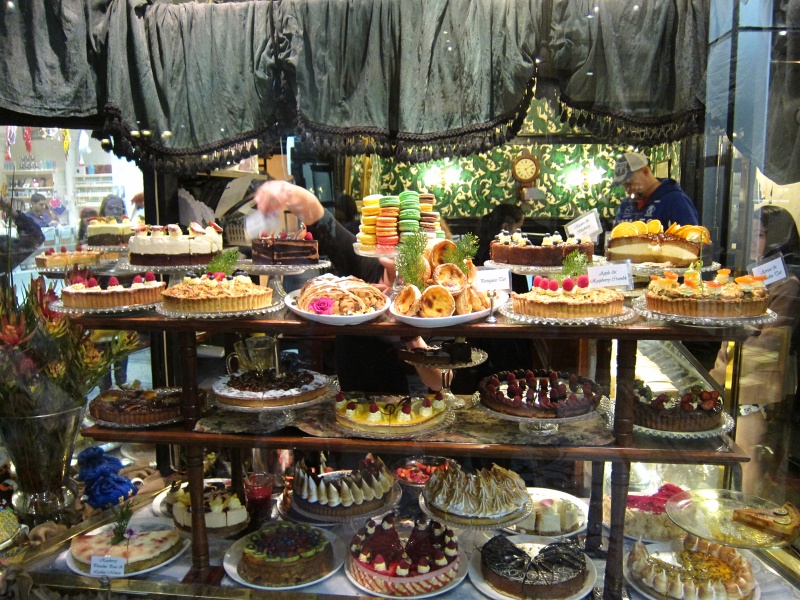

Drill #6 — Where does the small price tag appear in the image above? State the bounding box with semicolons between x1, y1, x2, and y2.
475;268;511;291
90;556;126;577
565;209;602;242
588;261;633;290
750;254;787;286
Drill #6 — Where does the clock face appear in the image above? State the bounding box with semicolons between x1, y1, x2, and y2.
512;155;540;184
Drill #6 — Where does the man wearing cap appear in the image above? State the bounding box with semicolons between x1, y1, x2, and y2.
612;152;699;226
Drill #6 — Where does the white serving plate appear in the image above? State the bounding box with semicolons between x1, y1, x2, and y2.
284;289;390;325
390;291;507;328
504;487;589;538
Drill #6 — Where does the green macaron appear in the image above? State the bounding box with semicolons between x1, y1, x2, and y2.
379;196;400;208
398;208;421;221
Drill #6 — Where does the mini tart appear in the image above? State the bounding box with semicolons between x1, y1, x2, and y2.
237;523;334;587
510;287;624;319
61;280;165;309
160;274;273;313
89;388;182;425
290;453;396;518
35;249;100;268
626;534;756;600
348;513;460;597
213;368;329;408
333;394;447;436
423;462;529;525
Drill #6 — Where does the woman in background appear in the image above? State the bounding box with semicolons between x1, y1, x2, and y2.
474;202;528;294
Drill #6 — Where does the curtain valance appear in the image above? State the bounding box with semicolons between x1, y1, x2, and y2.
0;0;710;175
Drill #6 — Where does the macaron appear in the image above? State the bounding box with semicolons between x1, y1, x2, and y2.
398;191;420;203
377;236;400;246
398;208;420;221
419;203;434;213
376;228;397;237
362;194;382;207
357;233;377;245
378;207;399;218
361;206;381;217
398;220;420;232
379;196;400;208
361;215;378;225
359;224;376;234
376;216;397;227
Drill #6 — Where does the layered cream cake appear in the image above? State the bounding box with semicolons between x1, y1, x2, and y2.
128;222;223;266
423;462;529;525
607;220;708;267
333;392;447;435
515;495;584;536
290;453;396;518
86;217;134;246
348;513;460;597
160;272;273;313
70;529;183;574
172;487;247;536
61;273;165;309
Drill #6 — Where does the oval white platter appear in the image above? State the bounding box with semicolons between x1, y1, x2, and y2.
503;487;589;538
390;291;507;328
223;527;345;591
284;289;390;325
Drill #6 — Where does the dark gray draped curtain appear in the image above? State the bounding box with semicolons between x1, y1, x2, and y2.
0;0;717;174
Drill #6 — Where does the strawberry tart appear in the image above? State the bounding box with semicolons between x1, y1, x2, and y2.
61;273;164;309
348;513;460;596
510;275;624;319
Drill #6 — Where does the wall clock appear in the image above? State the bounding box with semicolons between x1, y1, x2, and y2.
511;153;540;185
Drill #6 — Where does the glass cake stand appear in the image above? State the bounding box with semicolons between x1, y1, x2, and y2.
632;297;779;327
401;348;487;410
484;256;606;275
474;394;603;437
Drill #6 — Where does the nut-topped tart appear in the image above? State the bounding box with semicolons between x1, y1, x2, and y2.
333;392;447;436
479;369;603;419
214;368;329;408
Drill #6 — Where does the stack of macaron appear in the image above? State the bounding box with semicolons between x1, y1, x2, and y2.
397;191;421;241
376;195;401;250
357;194;382;251
419;193;445;238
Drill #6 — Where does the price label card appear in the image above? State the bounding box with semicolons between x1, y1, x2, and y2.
750;253;787;286
475;268;511;291
588;261;633;290
90;556;126;577
565;209;602;242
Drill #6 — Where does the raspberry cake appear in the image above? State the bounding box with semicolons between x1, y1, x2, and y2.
478;369;603;419
160;272;273;313
348;513;460;597
423;462;529;525
510;275;624;319
627;534;756;600
61;273;164;309
602;483;687;542
214;368;329;408
633;380;723;432
35;246;100;268
237;523;334;586
490;230;594;267
70;529;183;574
89;387;182;426
333;392;447;436
481;536;588;600
290;453;396;518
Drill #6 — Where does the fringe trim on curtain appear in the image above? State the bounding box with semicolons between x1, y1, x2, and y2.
94;104;284;177
294;77;538;164
556;94;705;145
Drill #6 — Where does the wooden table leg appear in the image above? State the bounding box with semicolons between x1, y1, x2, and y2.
185;444;209;570
584;461;605;556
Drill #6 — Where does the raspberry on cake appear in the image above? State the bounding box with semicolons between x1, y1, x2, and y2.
333;392;447;436
478;369;603;419
290;452;396;518
633;380;723;432
510;276;624;319
602;483;687;542
35;246;100;268
61;272;165;310
490;229;594;267
237;522;335;586
348;513;460;597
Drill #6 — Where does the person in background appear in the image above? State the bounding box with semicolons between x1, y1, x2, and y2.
77;208;99;243
709;205;800;498
24;192;59;228
612;152;699;226
333;192;359;235
0;196;45;278
254;180;445;394
128;192;145;223
98;194;126;220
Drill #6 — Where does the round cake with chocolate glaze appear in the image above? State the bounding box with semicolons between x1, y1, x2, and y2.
632;380;723;432
481;535;588;600
348;513;460;597
479;369;603;419
89;388;183;426
213;368;329;408
490;231;594;267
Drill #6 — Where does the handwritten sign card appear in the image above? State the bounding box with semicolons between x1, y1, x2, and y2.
475;268;511;291
587;261;633;290
90;556;126;577
750;253;787;287
565;209;602;242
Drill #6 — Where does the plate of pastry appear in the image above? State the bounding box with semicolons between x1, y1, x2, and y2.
284;288;389;325
390;291;507;328
504;488;588;538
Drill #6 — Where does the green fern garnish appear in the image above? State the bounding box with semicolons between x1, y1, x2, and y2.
395;232;428;290
110;502;134;545
207;249;240;275
443;233;478;275
562;250;589;278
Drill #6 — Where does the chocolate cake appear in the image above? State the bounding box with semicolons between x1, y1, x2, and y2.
490;231;594;267
252;236;319;265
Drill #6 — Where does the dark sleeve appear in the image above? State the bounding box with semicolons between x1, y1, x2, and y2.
4;212;45;270
307;211;384;284
663;191;700;225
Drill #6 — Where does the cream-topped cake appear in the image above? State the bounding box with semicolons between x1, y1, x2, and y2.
86;217;135;246
172;487;248;536
61;272;164;309
333;392;447;435
128;222;223;266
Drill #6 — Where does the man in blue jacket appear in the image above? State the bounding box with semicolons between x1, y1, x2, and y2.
612;152;699;226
